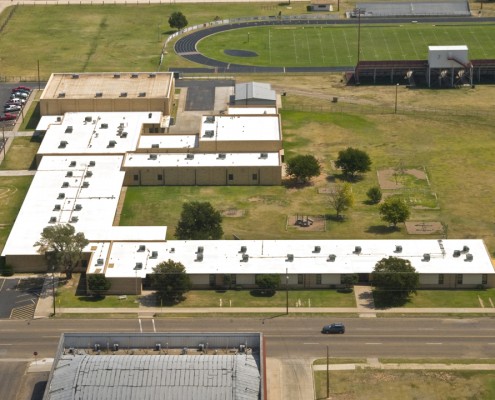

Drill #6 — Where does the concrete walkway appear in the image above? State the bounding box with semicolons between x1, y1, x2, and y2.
313;359;495;371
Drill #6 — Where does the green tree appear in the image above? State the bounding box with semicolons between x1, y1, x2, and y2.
87;274;111;296
366;186;382;204
34;224;89;279
168;11;188;31
341;274;358;292
285;154;321;183
151;260;191;304
329;183;354;219
379;197;410;227
255;274;281;296
335;147;372;180
175;201;223;240
372;257;419;306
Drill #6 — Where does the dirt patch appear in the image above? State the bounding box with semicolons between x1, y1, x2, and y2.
405;221;444;235
221;208;246;218
287;215;325;231
377;168;427;190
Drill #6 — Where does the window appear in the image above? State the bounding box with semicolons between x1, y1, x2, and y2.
157;174;163;181
298;274;303;285
133;174;139;181
482;274;488;285
316;274;322;285
456;274;463;285
252;173;258;181
231;274;237;285
228;174;234;181
438;274;444;285
209;274;216;287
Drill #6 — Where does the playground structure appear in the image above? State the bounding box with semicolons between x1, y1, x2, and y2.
294;214;314;227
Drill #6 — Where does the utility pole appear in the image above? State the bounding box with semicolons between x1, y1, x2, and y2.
394;83;399;114
285;268;289;315
52;266;56;316
326;345;330;398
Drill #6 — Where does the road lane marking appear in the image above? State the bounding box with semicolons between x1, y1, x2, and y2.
426;343;443;345
0;344;12;346
303;343;320;345
0;279;5;291
365;343;382;345
138;319;142;333
152;319;156;333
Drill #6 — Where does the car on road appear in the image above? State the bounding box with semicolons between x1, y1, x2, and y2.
321;323;345;334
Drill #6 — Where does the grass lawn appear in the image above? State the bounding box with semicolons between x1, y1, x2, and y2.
198;23;495;67
403;289;495;308
314;369;495;399
0;176;33;254
19;91;42;131
0;136;40;170
173;289;355;308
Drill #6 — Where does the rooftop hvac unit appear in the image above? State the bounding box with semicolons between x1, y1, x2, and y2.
72;74;79;79
121;132;128;138
66;171;73;177
354;246;362;254
86;171;93;177
84;116;92;122
197;246;204;254
75;204;82;211
56;116;62;122
151;251;158;259
94;343;100;352
69;161;76;167
89;161;95;167
462;245;470;253
58;92;65;98
453;250;461;257
239;344;246;353
152;144;159;149
108;140;117;148
327;254;336;262
131;73;139;78
465;253;473;262
82;182;89;188
113;73;120;78
138;92;146;97
423;253;431;262
101;123;108;129
170;247;175;253
96;258;103;266
49;216;57;223
149;154;157;160
313;245;321;253
120;92;127;97
65;126;73;133
287;254;294;262
70;216;79;223
138;245;146;252
59;141;68;148
198;343;205;351
53;204;61;211
204;130;214;138
240;246;247;253
62;182;69;188
395;245;402;253
135;262;143;270
242;254;249;262
95;92;103;98
217;153;226;160
186;154;194;160
113;344;119;352
57;193;65;199
155;343;161;351
259;153;268;159
196;253;203;262
205;116;215;123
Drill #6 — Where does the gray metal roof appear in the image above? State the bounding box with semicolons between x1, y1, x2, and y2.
235;82;276;102
46;354;261;400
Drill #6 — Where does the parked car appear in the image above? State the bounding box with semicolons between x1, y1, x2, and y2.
8;98;25;104
13;92;28;99
0;114;16;121
14;86;31;92
321;323;345;334
4;105;21;112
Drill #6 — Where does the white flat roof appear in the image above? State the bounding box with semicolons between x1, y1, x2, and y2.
123;152;280;168
138;135;198;150
91;239;494;278
227;107;277;115
2;155;166;257
37;112;163;155
200;115;280;142
429;45;468;51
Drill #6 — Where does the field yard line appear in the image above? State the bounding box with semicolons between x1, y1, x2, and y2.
292;30;298;63
268;28;272;64
366;30;378;58
431;28;442;46
305;30;312;64
330;29;340;64
342;30;353;62
379;28;393;60
477;26;495;55
393;29;406;59
317;31;325;63
468;27;487;57
471;26;492;58
406;29;420;59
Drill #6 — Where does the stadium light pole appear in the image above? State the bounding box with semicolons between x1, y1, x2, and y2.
357;9;361;65
394;83;399;114
52;265;56;316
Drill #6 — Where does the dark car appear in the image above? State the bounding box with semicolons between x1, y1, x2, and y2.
321;323;345;334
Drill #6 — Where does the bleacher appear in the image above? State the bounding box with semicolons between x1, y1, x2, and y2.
350;1;471;18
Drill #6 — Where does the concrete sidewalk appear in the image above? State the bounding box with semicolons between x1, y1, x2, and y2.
313;359;495;371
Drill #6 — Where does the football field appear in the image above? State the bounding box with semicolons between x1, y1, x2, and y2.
196;23;495;67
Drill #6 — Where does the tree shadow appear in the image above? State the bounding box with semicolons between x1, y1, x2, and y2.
325;213;346;222
249;289;276;297
164;29;177;35
334;172;365;183
365;225;400;235
325;175;336;183
74;295;107;303
372;290;410;309
282;178;312;189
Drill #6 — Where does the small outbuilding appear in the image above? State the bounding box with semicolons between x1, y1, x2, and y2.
309;0;333;11
234;82;276;106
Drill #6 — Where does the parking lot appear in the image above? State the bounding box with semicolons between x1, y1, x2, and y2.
0;277;44;319
0;81;39;126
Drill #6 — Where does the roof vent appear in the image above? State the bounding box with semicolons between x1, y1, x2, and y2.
354;246;362;254
113;73;120;78
453;249;461;257
327;254;336;262
196;253;203;262
82;182;89;188
62;182;69;188
259;153;268;159
56;116;62;122
149;154;158;160
58;92;65;98
138;92;146;97
96;258;104;265
108;140;117;148
72;74;79;79
53;204;61;211
131;73;139;78
148;112;152;118
395;245;402;253
49;216;57;223
462;245;470;253
151;251;158;259
240;246;247;253
149;73;156;78
57;193;65;199
95;92;103;98
217;153;226;160
138;245;146;252
287;254;294;262
70;216;79;223
204;130;214;138
313;246;321;253
89;161;96;167
242;254;249;262
197;246;204;254
84;116;92;122
465;253;473;262
205;116;215;123
75;204;82;211
120;92;127;97
69;161;76;167
422;253;430;262
101;123;108;129
66;171;73;177
86;171;93;177
121;132;128;138
152;144;159;149
59;141;68;148
134;262;143;269
186;154;194;160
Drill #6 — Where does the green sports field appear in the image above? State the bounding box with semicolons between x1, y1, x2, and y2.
197;23;495;67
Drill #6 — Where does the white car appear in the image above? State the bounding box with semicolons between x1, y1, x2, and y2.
4;105;21;112
13;92;28;99
8;98;25;104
